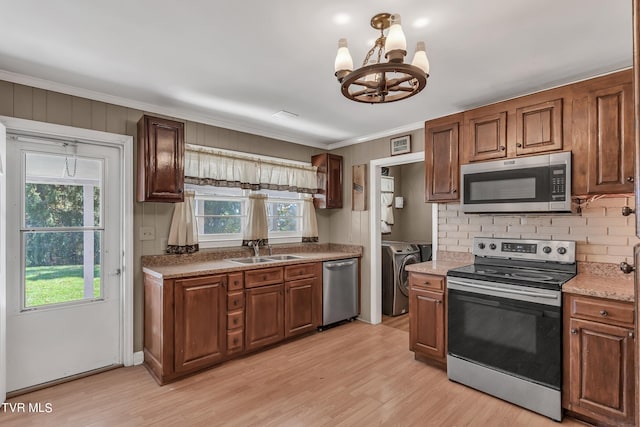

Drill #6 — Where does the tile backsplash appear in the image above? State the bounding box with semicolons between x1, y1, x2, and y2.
438;196;639;264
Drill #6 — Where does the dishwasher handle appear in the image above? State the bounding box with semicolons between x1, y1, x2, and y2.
324;259;357;269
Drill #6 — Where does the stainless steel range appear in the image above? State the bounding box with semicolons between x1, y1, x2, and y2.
446;237;576;421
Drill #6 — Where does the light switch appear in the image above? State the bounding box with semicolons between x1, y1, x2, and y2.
140;226;155;241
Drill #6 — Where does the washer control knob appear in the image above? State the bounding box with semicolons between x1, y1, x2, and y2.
489;243;497;250
543;246;552;254
557;247;567;255
478;243;485;249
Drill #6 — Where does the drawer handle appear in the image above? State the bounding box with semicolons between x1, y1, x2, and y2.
600;310;608;317
570;328;578;334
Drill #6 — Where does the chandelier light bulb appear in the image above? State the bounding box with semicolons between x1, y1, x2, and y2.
334;38;354;81
411;41;430;75
385;14;407;63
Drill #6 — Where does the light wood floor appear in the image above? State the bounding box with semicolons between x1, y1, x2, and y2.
2;321;589;427
382;313;410;332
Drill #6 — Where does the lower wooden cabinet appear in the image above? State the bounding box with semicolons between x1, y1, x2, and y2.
563;293;636;426
245;284;285;352
174;275;227;373
408;272;446;366
144;260;336;385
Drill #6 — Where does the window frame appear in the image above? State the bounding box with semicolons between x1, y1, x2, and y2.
187;184;305;248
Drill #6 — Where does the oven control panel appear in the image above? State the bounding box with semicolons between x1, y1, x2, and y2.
473;237;576;263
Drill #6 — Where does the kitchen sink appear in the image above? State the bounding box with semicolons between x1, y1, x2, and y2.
264;255;304;261
227;254;304;264
227;257;274;264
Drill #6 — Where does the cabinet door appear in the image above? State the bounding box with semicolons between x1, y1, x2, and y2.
466;111;507;161
516;99;563;155
285;278;318;337
568;318;635;425
174;275;226;373
245;284;284;351
573;77;634;195
137;115;184;202
425;115;461;202
409;286;445;361
327;154;343;208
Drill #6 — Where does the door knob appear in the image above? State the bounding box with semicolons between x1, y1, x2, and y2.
621;206;635;216
619;262;635;274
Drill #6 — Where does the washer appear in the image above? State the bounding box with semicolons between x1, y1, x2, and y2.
381;241;421;316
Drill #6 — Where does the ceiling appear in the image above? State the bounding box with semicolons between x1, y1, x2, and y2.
0;1;633;149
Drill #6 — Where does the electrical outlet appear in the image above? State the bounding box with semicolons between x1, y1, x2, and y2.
140;226;155;241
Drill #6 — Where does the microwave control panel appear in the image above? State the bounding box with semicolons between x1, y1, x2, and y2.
550;165;566;200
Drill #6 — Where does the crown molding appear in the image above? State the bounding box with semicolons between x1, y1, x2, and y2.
327;120;424;150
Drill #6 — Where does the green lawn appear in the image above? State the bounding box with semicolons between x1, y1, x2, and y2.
25;264;101;307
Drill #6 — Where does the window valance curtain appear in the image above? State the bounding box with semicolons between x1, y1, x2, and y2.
184;144;318;194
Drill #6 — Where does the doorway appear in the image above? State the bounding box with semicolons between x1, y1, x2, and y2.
368;151;438;325
0;117;134;396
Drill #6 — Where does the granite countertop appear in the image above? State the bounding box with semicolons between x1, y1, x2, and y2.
405;259;471;277
143;251;361;280
562;274;635;302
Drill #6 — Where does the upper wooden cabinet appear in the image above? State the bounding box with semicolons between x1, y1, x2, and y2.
572;70;634;195
312;153;343;209
462;91;566;163
465;110;508;161
424;113;462;202
516;98;563;155
137;115;185;202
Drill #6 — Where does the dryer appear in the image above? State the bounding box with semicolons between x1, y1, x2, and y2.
381;241;421;316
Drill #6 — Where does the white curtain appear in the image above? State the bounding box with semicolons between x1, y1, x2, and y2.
381;192;394;234
302;197;319;242
242;193;269;246
185;144;317;193
166;191;199;254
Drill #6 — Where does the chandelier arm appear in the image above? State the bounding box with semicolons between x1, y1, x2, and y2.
385;74;417;87
352;79;380;89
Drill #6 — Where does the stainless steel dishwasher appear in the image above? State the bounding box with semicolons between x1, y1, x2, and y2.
321;258;358;328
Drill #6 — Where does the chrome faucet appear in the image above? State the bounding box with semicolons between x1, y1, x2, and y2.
249;240;260;257
267;244;273;256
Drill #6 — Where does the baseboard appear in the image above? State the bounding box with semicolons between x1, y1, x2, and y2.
133;351;144;366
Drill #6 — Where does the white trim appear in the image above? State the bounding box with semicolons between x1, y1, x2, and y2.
0;123;6;403
0;116;135;371
432;204;439;261
368;151;426;325
133;351;144;366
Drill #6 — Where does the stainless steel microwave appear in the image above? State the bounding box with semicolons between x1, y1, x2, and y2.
460;152;571;213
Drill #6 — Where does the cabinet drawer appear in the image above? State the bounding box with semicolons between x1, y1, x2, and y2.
568;294;635;327
227;329;243;353
227;310;243;330
228;273;244;291
284;263;317;281
227;291;244;310
409;273;444;292
245;267;284;288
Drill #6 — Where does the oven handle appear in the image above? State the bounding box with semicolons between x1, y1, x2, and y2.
447;279;559;300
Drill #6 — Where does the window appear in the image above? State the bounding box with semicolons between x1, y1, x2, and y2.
187;184;305;247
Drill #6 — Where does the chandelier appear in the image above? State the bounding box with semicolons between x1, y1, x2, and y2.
334;13;430;104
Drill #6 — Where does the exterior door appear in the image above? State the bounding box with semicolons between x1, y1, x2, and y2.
6;134;122;392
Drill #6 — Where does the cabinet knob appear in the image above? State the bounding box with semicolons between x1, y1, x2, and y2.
629;331;635;338
452;188;457;193
500;146;506;151
423;281;430;286
599;310;608;317
436;300;442;304
627;176;634;183
233;318;238;325
619;262;635;274
516;143;522;148
178;188;184;193
622;206;635;216
570;328;578;334
233;337;239;345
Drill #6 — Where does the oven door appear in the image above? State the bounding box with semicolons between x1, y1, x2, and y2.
447;278;562;389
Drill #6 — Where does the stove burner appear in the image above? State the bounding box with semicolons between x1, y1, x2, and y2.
509;272;555;281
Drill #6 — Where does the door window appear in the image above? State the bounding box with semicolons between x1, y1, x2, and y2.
21;151;104;309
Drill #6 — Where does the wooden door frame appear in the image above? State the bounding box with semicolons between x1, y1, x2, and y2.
0;116;134;401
